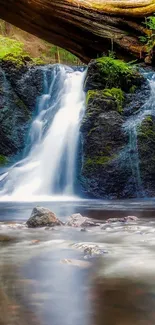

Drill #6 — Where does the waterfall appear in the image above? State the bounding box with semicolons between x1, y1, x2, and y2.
0;65;85;201
123;71;155;196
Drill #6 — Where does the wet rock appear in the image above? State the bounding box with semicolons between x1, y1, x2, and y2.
73;242;108;257
80;57;146;199
81;228;87;232
0;63;44;159
27;207;63;228
60;259;91;268
106;216;139;223
84;246;108;257
66;213;100;228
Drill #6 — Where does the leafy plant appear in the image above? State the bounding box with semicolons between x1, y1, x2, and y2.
139;15;155;52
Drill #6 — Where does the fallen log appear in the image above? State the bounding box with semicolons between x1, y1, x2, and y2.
0;0;154;63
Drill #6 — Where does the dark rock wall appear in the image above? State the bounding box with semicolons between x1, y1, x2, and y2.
0;61;44;160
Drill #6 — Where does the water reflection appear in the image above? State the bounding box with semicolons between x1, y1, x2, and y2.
93;275;155;325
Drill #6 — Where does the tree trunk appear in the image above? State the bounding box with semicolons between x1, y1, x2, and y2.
0;0;154;63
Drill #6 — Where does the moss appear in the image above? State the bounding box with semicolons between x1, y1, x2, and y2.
137;115;155;140
103;88;124;113
129;85;137;93
15;98;31;118
84;154;117;166
86;87;124;113
88;127;97;136
0;155;7;166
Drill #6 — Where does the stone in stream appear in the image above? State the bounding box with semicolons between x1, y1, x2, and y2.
66;213;100;228
106;216;139;223
27;207;63;228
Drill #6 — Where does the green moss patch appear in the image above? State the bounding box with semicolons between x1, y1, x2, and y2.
137;115;155;140
84;154;117;166
86;88;124;113
0;155;7;166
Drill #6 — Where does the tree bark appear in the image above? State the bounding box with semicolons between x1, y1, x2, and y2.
0;0;154;63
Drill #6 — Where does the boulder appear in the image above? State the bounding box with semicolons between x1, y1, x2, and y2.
27;207;63;228
106;216;139;223
66;213;100;227
80;57;147;199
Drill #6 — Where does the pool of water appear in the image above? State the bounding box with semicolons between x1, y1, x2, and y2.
1;199;155;325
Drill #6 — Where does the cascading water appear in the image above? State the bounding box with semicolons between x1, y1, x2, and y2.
0;65;85;201
124;71;155;197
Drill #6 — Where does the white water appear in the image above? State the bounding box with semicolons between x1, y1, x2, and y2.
0;65;85;201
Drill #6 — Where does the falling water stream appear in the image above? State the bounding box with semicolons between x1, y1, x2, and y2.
0;65;85;201
123;71;155;197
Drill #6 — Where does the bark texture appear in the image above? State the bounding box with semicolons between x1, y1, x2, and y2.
0;0;154;63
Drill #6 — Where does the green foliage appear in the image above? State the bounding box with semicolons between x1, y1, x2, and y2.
50;45;81;65
32;57;45;65
129;85;137;93
139;15;155;52
96;56;133;88
0;155;7;166
139;36;148;44
145;16;155;30
0;36;24;59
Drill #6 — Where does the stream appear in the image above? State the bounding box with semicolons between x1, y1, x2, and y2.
1;200;155;325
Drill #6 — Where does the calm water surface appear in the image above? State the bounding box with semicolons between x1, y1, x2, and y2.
0;199;155;325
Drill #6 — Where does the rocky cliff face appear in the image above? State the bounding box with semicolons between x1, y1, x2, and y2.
0;59;44;163
80;57;153;198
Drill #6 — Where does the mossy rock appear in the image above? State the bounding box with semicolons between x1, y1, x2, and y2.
137;115;155;196
86;88;124;113
84;56;144;93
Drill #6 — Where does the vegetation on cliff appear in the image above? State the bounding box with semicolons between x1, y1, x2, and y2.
0;20;81;65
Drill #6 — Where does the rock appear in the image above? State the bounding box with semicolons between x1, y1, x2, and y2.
106;216;139;223
0;62;44;159
60;259;91;268
81;228;87;232
80;108;131;198
72;242;108;257
80;57;146;199
84;57;144;93
26;207;63;228
66;213;100;227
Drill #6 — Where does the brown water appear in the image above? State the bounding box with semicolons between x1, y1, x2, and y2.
0;199;155;325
